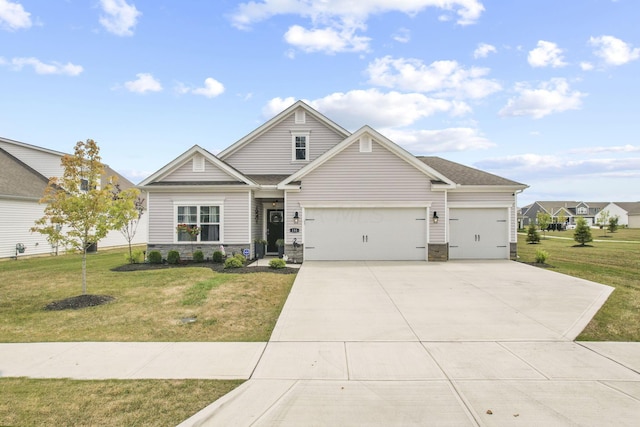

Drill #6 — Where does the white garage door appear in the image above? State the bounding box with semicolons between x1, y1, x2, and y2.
449;208;509;259
305;208;427;261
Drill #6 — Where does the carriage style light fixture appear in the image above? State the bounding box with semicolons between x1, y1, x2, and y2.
293;211;300;224
433;211;439;224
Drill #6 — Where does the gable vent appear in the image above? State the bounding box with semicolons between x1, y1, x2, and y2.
193;155;205;172
359;135;372;153
295;109;306;124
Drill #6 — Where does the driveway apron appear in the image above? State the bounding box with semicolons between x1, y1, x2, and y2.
175;261;640;426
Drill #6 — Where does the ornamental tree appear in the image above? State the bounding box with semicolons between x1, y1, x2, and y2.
573;216;593;247
31;139;138;294
597;209;610;236
608;215;620;233
112;183;145;263
536;211;551;239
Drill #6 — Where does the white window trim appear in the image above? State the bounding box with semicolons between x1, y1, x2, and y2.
173;201;224;243
291;131;310;162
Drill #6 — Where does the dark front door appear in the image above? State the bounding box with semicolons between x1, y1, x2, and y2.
267;209;284;253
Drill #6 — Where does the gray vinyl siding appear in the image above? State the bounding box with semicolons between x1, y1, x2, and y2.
448;191;517;242
286;140;446;244
161;158;239;182
222;111;345;175
0;141;63;180
148;191;250;244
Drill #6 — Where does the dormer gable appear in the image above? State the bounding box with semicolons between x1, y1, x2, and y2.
139;145;254;187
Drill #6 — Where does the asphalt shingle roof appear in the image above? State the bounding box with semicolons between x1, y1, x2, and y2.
417;156;526;186
0;148;49;199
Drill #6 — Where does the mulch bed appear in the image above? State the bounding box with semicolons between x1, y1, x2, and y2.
520;261;555;269
111;262;299;275
44;294;115;311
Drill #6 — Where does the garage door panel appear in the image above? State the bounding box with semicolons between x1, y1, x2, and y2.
449;208;508;259
305;208;426;261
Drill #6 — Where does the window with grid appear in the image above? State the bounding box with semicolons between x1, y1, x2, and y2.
293;134;308;161
176;205;221;242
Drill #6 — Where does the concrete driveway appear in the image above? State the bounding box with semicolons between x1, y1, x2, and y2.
181;261;640;426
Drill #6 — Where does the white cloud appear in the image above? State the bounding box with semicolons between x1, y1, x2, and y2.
191;77;225;98
231;1;484;54
0;0;31;31
7;57;83;75
473;42;496;58
568;144;640;154
99;0;141;36
284;25;370;54
589;35;640;66
527;40;567;68
380;127;495;153
393;27;411;43
124;73;162;93
366;56;501;100
580;61;594;71
264;89;469;130
499;78;585;119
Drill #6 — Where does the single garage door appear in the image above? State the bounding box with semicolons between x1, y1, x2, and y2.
305;208;427;261
449;208;509;259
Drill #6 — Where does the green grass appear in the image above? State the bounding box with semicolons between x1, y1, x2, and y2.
517;227;640;341
0;248;295;425
0;248;296;342
0;378;242;427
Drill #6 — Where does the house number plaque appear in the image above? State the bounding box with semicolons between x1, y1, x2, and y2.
289;228;300;233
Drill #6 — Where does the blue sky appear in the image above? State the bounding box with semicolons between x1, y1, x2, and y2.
1;0;639;206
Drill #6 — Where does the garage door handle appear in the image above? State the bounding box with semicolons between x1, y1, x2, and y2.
362;235;368;243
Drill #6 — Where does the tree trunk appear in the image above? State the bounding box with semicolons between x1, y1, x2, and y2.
82;248;87;295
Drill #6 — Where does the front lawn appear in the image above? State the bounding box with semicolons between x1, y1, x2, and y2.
0;248;296;342
517;228;640;341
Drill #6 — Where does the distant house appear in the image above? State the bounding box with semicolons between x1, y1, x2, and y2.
139;101;527;261
0;137;148;259
520;200;640;229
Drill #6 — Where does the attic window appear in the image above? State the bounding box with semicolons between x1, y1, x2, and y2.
360;135;372;153
193;156;205;172
292;131;310;161
295;110;306;124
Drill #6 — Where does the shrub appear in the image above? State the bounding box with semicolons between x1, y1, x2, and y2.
224;257;243;269
269;258;286;269
125;249;145;264
535;249;549;264
233;253;246;263
526;223;540;244
212;250;225;263
167;250;181;265
192;250;204;263
147;250;162;264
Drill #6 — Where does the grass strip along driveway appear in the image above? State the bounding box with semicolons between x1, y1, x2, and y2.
0;248;295;426
517;227;640;342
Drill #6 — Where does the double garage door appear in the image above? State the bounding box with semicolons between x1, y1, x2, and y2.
449;208;509;259
304;208;427;261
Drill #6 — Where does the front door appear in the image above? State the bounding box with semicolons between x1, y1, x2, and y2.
266;209;284;253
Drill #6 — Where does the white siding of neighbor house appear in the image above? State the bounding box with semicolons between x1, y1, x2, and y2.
148;191;250;244
0;141;64;180
447;191;517;242
160;158;240;182
1;196;149;259
602;203;629;226
286;140;446;244
1;198;55;258
222;110;346;175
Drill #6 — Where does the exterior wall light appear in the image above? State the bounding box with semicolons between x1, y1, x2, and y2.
293;211;300;224
433;211;439;224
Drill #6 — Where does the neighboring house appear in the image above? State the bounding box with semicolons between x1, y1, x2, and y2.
139;101;527;261
520;200;640;228
0;137;148;259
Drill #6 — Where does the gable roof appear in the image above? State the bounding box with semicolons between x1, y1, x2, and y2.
278;126;456;188
0;147;50;200
218;100;351;160
417;157;527;188
138;145;255;187
612;202;640;214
